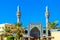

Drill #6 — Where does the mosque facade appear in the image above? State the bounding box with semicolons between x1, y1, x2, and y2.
23;6;52;40
0;5;60;40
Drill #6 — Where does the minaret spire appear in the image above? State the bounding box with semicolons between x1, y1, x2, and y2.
17;5;20;12
45;6;49;27
16;5;21;23
45;6;49;40
45;6;49;17
46;6;48;12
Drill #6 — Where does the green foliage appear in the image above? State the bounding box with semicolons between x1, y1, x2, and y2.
15;22;22;27
14;22;25;34
5;28;10;32
48;21;58;29
7;35;14;40
15;31;20;39
13;22;24;40
14;31;23;39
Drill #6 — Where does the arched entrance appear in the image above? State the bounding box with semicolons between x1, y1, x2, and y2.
30;27;40;40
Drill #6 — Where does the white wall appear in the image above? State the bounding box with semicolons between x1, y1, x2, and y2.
0;24;5;35
51;31;60;40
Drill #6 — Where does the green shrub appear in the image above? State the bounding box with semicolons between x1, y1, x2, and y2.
7;36;14;40
5;28;10;32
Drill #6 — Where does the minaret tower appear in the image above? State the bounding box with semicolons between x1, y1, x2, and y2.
16;5;21;23
45;6;49;28
45;6;49;39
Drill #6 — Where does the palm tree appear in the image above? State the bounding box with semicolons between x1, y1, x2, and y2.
4;27;10;37
14;22;24;33
14;23;25;40
48;21;58;29
45;21;58;40
4;22;24;40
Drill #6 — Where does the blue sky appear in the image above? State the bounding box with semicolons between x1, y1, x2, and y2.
0;0;60;27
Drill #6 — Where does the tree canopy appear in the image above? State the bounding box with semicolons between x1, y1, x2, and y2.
48;21;58;29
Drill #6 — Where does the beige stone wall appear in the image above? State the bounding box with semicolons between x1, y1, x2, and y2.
3;37;7;40
51;31;60;40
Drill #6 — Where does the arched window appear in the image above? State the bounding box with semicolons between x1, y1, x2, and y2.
48;30;51;36
25;30;28;34
43;30;46;34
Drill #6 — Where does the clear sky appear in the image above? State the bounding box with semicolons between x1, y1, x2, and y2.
0;0;60;27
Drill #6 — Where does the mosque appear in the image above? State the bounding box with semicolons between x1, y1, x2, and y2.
0;5;54;40
23;6;60;40
24;6;52;40
0;5;60;40
16;5;52;40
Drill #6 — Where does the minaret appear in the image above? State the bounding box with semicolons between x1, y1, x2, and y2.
45;6;49;28
16;5;21;23
45;6;49;39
